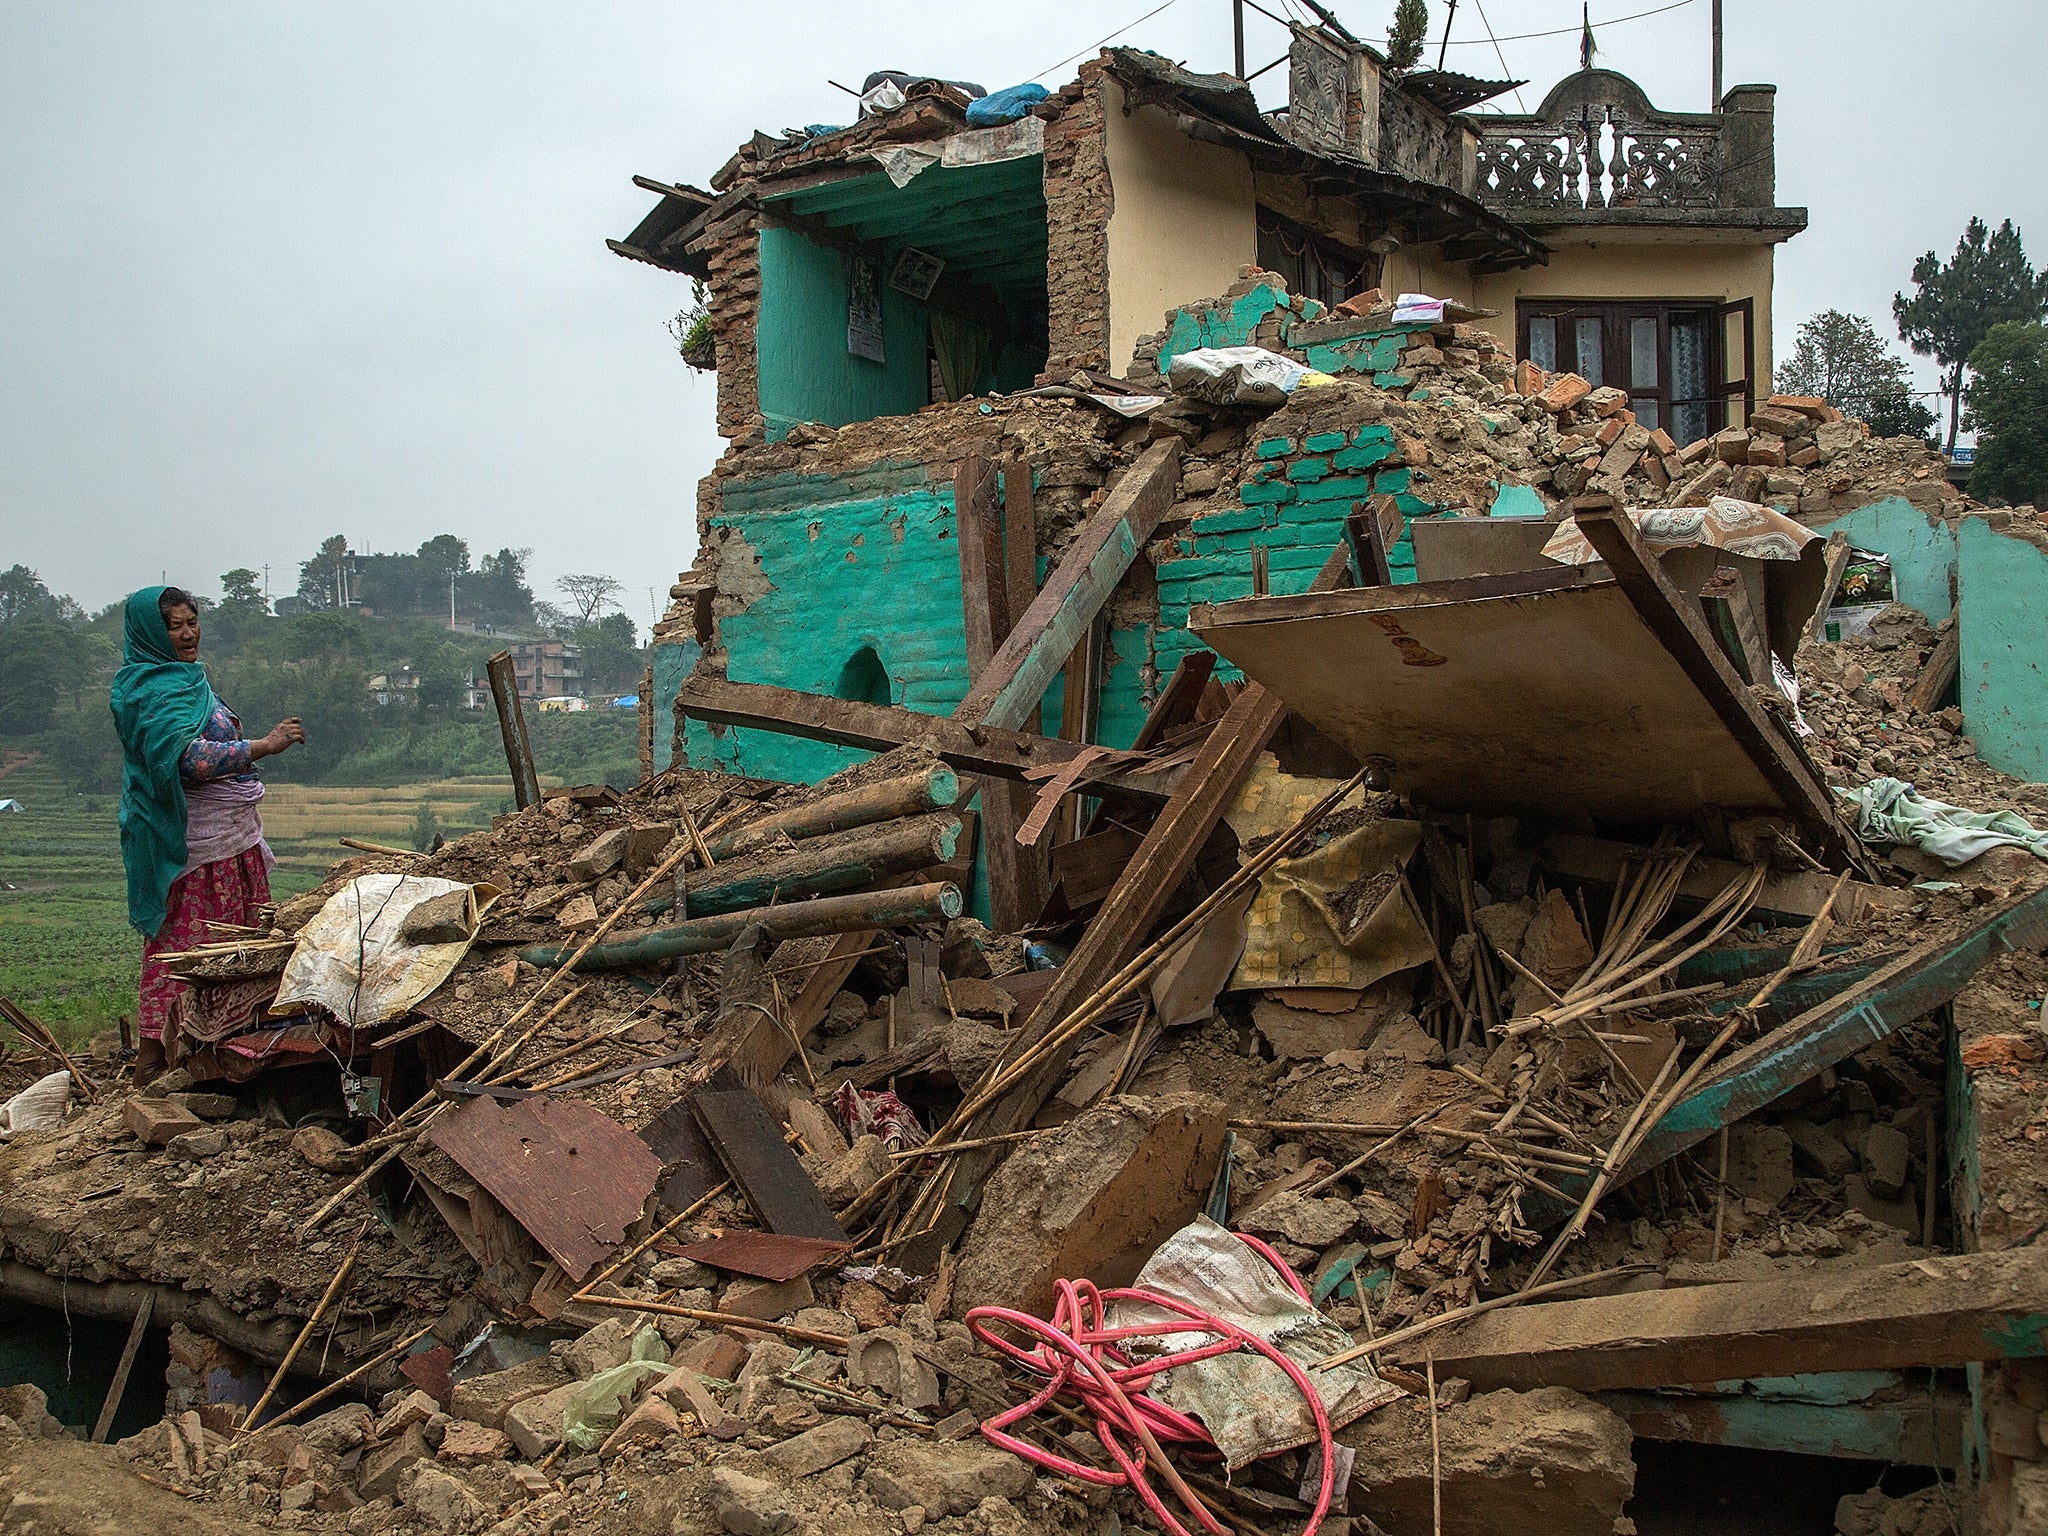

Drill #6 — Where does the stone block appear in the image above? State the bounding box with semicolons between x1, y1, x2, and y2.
1785;1119;1855;1180
568;827;628;882
403;1465;485;1533
863;1441;1034;1516
1862;1122;1912;1199
374;1390;440;1441
1254;436;1295;460
448;1356;571;1430
561;1317;639;1379
1537;374;1591;413
764;1415;873;1478
170;1092;237;1120
359;1423;430;1500
709;1466;796;1536
847;1328;942;1411
623;823;675;877
168;1126;228;1159
1749;406;1809;440
1303;431;1349;453
504;1382;580;1460
1747;433;1787;467
1814;419;1862;463
1713;427;1752;462
124;1096;202;1145
598;1395;679;1459
436;1420;509;1464
814;1135;890;1206
1585;386;1629;416
1726;1123;1796;1208
673;1331;751;1384
1339;1387;1634;1536
953;1091;1228;1319
1514;360;1545;397
722;1273;816;1322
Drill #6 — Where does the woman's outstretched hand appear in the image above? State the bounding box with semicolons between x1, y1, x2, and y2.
254;718;306;759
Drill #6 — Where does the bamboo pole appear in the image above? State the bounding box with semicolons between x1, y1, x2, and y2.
240;1241;359;1433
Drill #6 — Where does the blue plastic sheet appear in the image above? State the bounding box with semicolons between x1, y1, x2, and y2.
966;83;1050;126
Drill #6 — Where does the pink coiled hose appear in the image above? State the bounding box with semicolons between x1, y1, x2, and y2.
963;1232;1337;1536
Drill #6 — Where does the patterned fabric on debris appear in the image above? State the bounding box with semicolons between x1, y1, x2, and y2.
834;1081;927;1149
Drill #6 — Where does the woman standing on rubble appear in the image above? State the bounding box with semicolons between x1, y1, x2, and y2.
111;586;305;1083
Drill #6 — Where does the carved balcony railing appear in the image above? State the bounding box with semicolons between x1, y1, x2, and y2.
1473;69;1725;211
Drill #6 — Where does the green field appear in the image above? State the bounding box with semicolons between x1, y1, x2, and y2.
0;763;523;1048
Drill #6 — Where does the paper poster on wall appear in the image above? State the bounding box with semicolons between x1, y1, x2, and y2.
847;250;885;362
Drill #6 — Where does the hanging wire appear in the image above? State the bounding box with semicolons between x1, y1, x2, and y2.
1435;0;1696;47
1031;0;1183;82
1467;0;1530;111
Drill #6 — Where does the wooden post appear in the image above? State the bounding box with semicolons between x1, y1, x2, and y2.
954;440;1182;733
955;458;1048;931
486;651;540;810
91;1292;153;1443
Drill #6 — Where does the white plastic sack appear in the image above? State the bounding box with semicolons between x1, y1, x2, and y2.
1109;1215;1402;1469
0;1071;71;1138
1392;292;1445;323
274;875;499;1028
1167;346;1322;407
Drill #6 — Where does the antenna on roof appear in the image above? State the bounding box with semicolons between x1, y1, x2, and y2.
827;79;860;97
1437;0;1458;71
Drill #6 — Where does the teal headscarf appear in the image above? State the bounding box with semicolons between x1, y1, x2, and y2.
110;587;217;937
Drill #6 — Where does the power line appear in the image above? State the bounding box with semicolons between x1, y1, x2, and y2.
1466;0;1528;111
1031;0;1183;82
1433;0;1696;47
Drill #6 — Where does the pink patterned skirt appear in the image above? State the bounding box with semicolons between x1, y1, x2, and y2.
138;846;273;1042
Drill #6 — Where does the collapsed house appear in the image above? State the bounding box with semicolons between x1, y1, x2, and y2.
7;25;2048;1536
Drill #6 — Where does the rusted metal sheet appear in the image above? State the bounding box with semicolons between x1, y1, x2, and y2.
429;1096;662;1282
670;1231;851;1282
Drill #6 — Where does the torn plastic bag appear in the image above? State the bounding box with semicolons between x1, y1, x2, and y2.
1167;347;1334;407
0;1071;71;1138
274;874;500;1028
1109;1215;1402;1470
560;1325;670;1450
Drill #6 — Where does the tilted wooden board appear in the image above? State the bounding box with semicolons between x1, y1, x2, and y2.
1396;1248;2048;1393
1192;568;1788;825
689;1087;848;1242
430;1096;663;1282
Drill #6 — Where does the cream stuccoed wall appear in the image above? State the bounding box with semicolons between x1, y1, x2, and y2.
1408;238;1779;393
1101;77;1258;376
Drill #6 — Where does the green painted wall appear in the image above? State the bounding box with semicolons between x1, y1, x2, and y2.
1958;514;2048;782
1808;497;1958;623
755;225;929;441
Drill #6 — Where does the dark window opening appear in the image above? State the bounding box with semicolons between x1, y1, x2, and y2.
1516;298;1754;448
834;646;892;705
1257;207;1375;311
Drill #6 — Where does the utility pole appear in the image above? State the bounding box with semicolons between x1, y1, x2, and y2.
263;564;270;603
1232;0;1245;77
449;570;458;629
1711;0;1723;108
1438;0;1458;71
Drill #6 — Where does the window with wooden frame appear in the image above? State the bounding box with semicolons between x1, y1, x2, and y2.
1256;207;1376;312
1517;298;1754;447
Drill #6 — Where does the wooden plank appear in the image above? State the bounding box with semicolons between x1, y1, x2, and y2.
638;1100;722;1214
1131;652;1217;753
1906;618;1961;714
1573;502;1865;869
954;439;1182;732
676;676;1179;804
671;1232;850;1282
1600;1379;1965;1468
1519;886;2048;1227
689;1088;848;1241
1000;459;1040;731
1051;824;1146;910
1195;571;1789;827
1396;1248;2048;1393
906;542;1357;1265
91;1291;153;1443
1407;514;1556;583
1054;615;1105;843
486;651;541;810
1806;531;1853;642
956;456;1046;932
429;1097;663;1281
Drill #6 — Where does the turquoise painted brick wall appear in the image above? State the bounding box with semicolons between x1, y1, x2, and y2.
756;225;929;441
1807;497;1959;623
1155;422;1416;683
1958;514;2048;783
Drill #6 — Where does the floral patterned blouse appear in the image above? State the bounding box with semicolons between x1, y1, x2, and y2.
177;698;257;785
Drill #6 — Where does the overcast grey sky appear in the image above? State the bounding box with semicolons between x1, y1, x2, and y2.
3;2;2043;627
